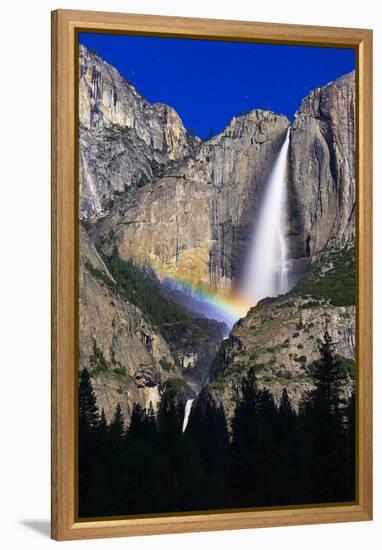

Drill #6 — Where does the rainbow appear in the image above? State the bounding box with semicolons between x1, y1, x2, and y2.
156;270;254;329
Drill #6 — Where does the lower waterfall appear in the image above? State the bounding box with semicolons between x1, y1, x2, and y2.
182;398;194;432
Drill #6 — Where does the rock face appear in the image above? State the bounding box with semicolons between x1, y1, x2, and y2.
78;45;356;426
95;74;355;297
79;225;186;422
210;298;355;420
206;72;356;421
79;225;225;421
288;71;355;265
209;242;356;420
98;109;290;292
79;45;199;218
161;317;226;389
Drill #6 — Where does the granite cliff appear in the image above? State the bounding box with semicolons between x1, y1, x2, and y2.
79;224;225;422
78;45;356;423
79;45;199;218
209;243;356;419
288;71;355;267
79;225;182;421
95;71;355;296
97;110;290;293
208;72;356;419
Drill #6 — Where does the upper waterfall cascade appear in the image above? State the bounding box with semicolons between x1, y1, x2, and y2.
242;128;292;305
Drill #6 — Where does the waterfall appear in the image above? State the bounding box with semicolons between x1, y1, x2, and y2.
182;398;194;432
242;128;291;306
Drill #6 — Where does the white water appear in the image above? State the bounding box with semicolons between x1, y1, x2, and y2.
182;399;194;432
242;128;292;305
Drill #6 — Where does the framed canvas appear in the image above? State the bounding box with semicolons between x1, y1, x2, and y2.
51;9;373;541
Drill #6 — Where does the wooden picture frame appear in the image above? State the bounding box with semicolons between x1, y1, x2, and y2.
51;9;373;541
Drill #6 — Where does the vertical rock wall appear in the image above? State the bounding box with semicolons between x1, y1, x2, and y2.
288;71;355;264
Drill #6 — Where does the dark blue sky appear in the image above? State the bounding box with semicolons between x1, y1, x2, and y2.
79;32;355;140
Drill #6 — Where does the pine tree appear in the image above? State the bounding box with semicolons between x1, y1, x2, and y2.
231;366;259;457
279;388;294;425
177;392;208;510
299;331;349;503
111;245;121;280
98;408;107;434
145;401;158;447
126;402;146;443
229;366;280;507
275;388;300;504
216;403;230;461
343;391;356;500
146;400;156;424
255;386;278;505
95;408;108;457
79;368;99;433
109;402;125;443
157;389;183;450
156;387;184;508
78;368;100;516
230;366;260;506
311;332;347;406
207;400;230;506
184;390;231;508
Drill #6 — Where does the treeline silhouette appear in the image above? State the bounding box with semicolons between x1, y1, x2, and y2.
79;332;355;518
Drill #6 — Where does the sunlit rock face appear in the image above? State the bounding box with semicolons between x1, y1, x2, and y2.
97;109;290;294
79;45;199;218
94;72;355;322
